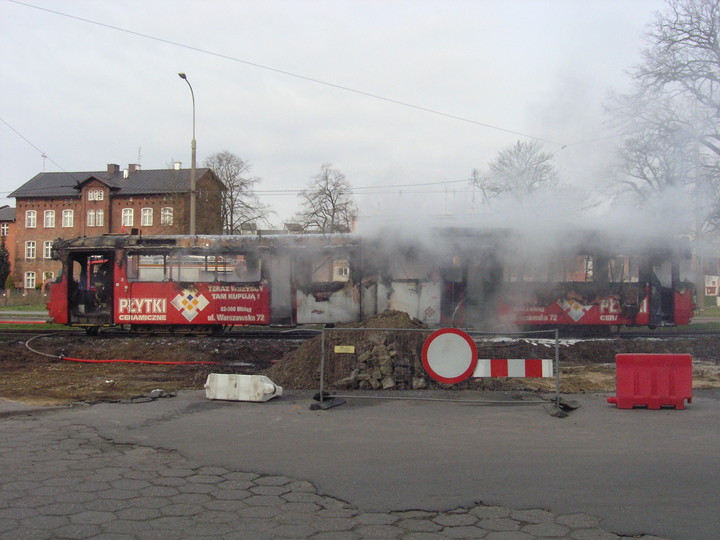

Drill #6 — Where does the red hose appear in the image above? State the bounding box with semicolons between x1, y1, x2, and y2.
60;357;219;365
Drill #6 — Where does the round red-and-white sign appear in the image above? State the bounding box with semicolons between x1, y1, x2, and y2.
421;328;478;384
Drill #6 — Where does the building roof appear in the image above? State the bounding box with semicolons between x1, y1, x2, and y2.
0;206;15;221
9;166;218;199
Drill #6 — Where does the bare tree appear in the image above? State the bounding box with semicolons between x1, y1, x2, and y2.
471;140;559;203
295;163;357;233
204;151;272;234
607;92;696;199
635;0;720;157
606;0;720;236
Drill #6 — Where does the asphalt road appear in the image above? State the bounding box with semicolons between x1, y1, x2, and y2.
19;388;718;540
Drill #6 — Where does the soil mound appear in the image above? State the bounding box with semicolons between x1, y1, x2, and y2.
264;310;429;390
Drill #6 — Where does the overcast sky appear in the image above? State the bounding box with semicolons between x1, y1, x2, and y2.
0;0;665;226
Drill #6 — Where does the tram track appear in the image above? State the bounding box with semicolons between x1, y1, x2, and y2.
2;326;719;341
616;329;720;339
0;327;321;340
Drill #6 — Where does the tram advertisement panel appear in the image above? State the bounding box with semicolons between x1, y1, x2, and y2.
115;283;269;325
499;294;646;326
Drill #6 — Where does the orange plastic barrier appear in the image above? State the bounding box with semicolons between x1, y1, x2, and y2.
607;353;692;410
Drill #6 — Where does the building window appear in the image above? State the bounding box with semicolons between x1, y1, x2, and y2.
333;259;351;281
122;208;134;227
161;207;173;226
44;210;55;228
141;208;153;226
62;209;74;228
88;189;105;201
25;241;36;259
24;272;36;289
87;210;95;227
0;223;8;236
25;210;36;228
96;209;104;227
43;271;54;282
44;241;53;259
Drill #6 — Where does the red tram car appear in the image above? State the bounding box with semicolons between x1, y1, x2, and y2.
46;230;695;333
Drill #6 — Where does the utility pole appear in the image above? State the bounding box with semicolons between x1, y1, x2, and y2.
178;73;197;235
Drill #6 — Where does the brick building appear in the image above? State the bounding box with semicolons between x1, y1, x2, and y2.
9;163;224;289
0;206;16;285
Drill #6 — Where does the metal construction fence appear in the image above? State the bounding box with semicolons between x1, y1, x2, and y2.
317;327;561;405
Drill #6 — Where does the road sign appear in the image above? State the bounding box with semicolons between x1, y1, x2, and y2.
421;328;478;384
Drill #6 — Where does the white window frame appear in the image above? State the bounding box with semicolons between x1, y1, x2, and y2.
25;240;36;259
96;209;104;227
87;210;95;227
141;208;153;227
44;241;53;259
161;207;173;226
62;209;74;228
122;208;134;227
42;271;54;282
44;210;55;228
1;223;8;236
88;189;105;201
25;210;36;228
24;271;36;289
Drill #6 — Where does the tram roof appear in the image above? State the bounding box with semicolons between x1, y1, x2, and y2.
52;233;361;253
51;229;691;258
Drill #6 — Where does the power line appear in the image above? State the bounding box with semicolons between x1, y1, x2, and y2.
0;117;68;173
8;0;565;147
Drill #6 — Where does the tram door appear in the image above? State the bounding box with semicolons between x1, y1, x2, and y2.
269;253;293;325
68;252;114;326
649;260;675;326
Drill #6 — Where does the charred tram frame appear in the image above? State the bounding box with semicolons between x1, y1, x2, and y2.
46;230;695;333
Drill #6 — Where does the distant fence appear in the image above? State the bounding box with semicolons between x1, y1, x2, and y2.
1;289;48;307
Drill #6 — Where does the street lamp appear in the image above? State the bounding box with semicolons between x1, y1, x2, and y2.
178;72;197;235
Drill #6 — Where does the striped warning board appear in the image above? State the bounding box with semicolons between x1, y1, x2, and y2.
473;359;553;378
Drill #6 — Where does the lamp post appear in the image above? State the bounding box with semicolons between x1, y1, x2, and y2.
178;72;197;235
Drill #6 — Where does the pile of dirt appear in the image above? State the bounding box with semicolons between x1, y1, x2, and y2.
265;310;429;390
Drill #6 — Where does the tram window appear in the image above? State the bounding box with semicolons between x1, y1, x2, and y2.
608;256;639;283
504;258;549;283
131;255;167;282
388;251;428;280
562;255;593;282
127;255;139;280
311;256;335;282
168;254;205;282
215;254;261;283
129;252;262;283
654;261;673;287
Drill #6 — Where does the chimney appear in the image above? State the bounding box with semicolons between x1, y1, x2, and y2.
107;163;120;175
173;162;182;170
128;164;141;173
